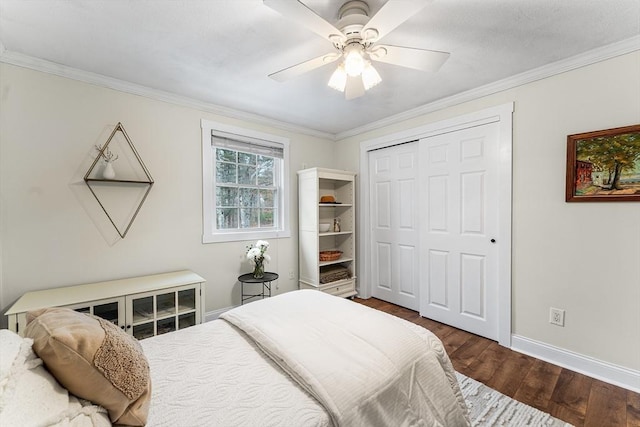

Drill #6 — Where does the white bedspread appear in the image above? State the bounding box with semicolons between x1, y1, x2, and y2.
221;290;470;427
141;319;331;427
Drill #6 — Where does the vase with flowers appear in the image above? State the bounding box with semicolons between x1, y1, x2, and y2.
246;240;270;279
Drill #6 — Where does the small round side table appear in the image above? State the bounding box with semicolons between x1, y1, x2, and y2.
238;272;279;305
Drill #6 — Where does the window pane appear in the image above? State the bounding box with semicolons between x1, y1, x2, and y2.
238;152;256;165
257;156;274;186
238;165;256;185
260;209;274;227
259;189;275;207
216;162;236;184
216;148;236;162
206;123;288;241
239;188;258;207
216;186;238;207
216;208;238;229
239;208;259;228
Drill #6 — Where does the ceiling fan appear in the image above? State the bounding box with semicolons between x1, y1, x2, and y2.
264;0;450;100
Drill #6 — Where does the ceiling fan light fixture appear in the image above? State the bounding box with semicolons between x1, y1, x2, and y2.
265;0;452;99
343;44;365;77
361;61;381;90
328;64;347;92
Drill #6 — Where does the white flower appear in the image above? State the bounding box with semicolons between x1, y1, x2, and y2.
246;247;261;259
245;240;270;265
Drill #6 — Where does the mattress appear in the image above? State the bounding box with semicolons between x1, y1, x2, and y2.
140;318;331;427
141;291;468;427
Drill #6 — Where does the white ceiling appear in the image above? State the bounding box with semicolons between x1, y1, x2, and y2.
0;0;639;136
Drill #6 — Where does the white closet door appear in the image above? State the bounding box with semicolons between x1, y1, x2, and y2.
369;142;420;310
419;122;500;340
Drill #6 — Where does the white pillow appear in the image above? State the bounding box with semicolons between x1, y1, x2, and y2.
0;329;110;427
0;329;23;381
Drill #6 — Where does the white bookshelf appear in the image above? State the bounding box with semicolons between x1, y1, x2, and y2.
297;168;357;298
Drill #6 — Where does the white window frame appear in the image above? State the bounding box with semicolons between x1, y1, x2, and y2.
202;119;290;243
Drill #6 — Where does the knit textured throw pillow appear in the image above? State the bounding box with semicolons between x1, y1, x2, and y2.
25;307;151;426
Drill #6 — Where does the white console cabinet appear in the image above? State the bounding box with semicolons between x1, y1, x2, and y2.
297;168;357;298
5;270;205;339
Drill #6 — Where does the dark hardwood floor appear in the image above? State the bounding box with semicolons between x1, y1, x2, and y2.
354;297;640;427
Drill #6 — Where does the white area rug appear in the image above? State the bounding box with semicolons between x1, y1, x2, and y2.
456;372;573;427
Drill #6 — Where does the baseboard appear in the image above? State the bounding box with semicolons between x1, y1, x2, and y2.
511;335;640;393
204;306;235;322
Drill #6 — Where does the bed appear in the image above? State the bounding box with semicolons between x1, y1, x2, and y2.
1;290;470;427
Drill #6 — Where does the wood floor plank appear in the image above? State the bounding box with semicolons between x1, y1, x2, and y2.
480;343;535;397
448;333;493;376
513;358;562;412
628;389;640;427
439;328;473;356
544;366;592;426
584;379;627;427
471;342;535;397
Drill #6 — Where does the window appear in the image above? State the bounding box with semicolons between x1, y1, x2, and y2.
202;119;290;243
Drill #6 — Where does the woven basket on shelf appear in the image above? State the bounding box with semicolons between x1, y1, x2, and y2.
319;250;342;261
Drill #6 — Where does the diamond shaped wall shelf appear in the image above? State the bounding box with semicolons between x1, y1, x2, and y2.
84;122;154;238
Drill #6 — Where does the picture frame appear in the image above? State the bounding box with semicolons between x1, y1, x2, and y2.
566;124;640;202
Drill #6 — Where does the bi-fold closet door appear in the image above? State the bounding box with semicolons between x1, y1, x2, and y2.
369;122;500;341
369;142;421;311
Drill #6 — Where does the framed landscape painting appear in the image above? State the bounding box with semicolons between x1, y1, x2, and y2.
566;124;640;202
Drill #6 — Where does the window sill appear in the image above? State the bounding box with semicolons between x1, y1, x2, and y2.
202;229;291;244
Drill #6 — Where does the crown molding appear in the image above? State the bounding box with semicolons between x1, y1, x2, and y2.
0;49;335;141
335;35;640;141
1;35;638;142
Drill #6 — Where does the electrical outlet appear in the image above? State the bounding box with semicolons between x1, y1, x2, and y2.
289;269;295;280
549;308;565;326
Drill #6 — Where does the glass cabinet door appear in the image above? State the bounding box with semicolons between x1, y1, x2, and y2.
157;317;176;335
93;301;120;325
132;296;154;323
64;298;124;328
178;289;196;312
179;312;196;329
126;284;201;340
132;322;154;340
156;292;176;317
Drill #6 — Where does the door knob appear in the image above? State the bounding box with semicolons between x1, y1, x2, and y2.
490;238;496;243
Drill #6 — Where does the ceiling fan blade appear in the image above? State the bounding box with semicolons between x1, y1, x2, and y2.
362;0;430;42
345;75;365;100
370;45;450;72
269;53;340;82
264;0;345;44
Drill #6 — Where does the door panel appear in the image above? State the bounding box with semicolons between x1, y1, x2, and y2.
420;122;499;340
427;250;449;308
428;175;448;231
370;142;420;310
460;253;485;318
375;242;392;291
398;244;416;296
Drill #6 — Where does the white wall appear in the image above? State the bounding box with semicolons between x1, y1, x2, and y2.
0;64;335;320
1;51;638;383
336;51;640;373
